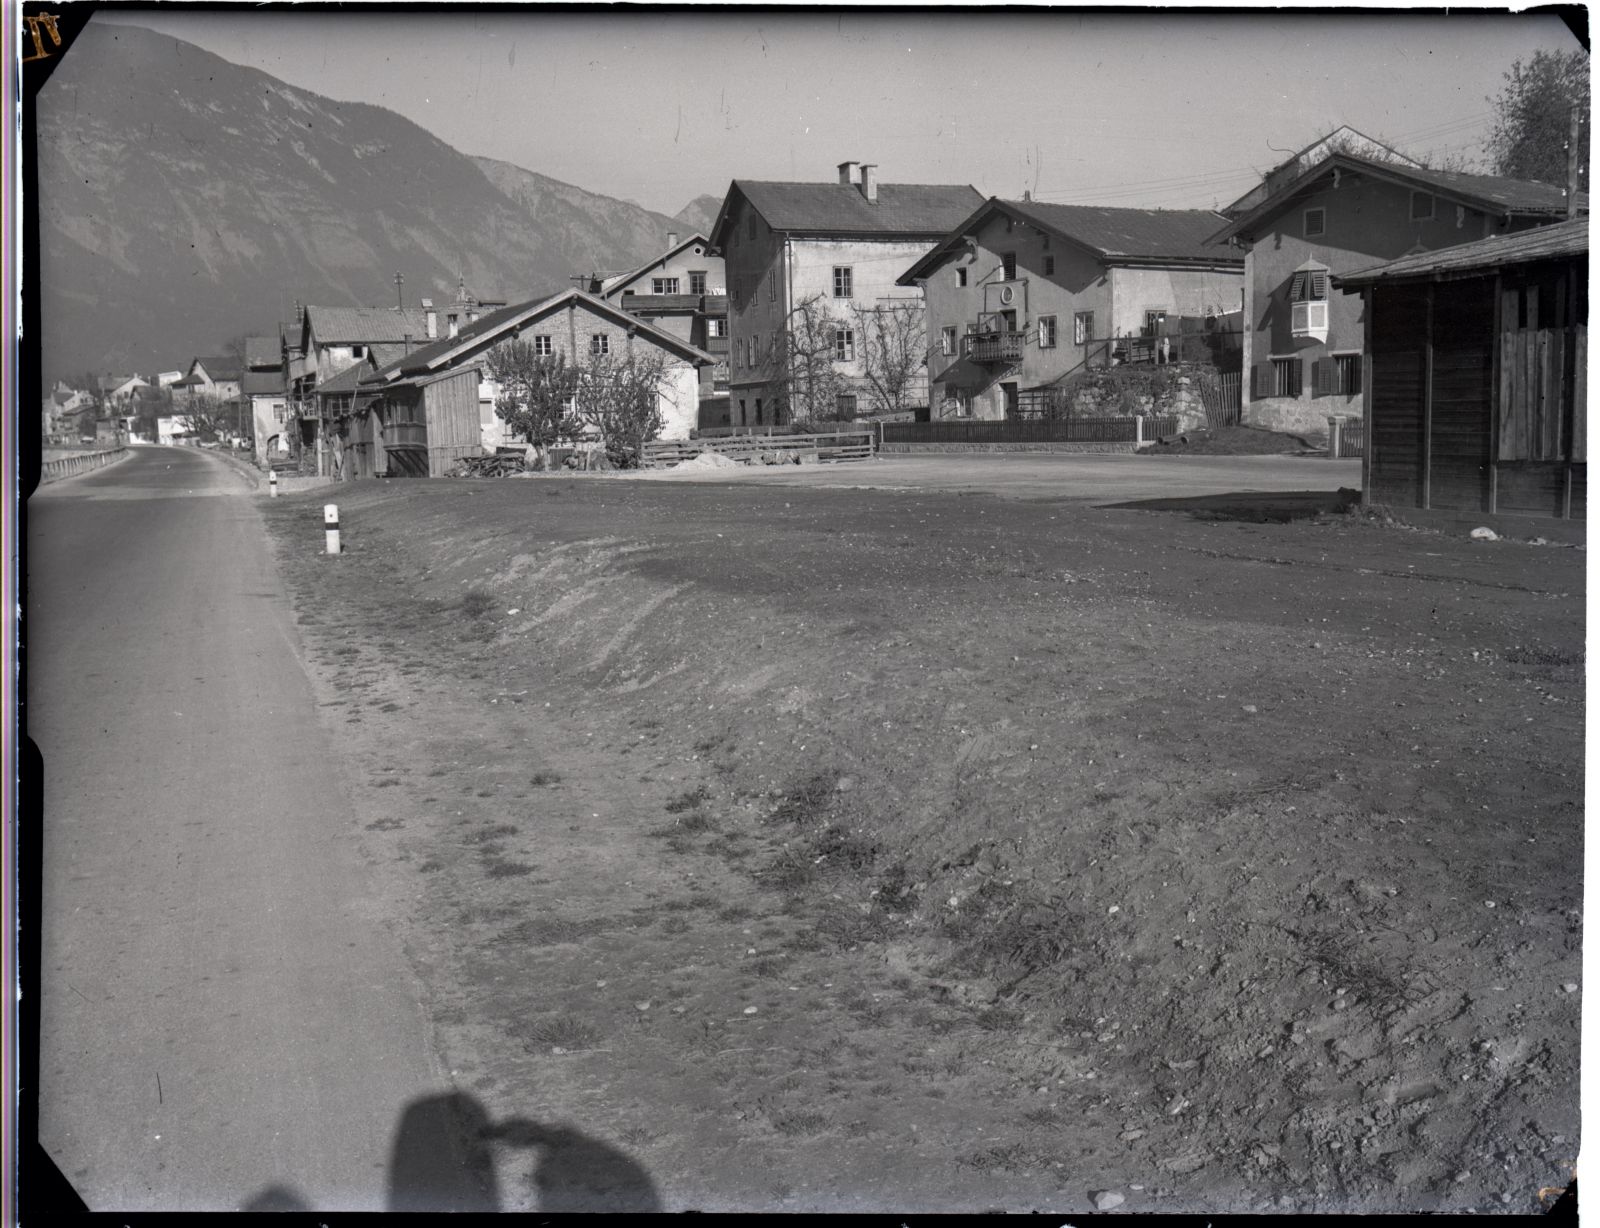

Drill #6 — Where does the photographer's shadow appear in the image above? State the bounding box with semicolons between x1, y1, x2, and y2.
386;1091;660;1213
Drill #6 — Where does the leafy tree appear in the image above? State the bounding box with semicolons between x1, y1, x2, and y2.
573;352;670;468
483;342;581;467
1485;48;1590;189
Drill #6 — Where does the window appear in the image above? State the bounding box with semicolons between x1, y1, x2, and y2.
768;268;776;302
833;266;853;299
754;398;763;424
1317;352;1362;396
1410;191;1435;221
651;277;680;295
956;267;968;288
707;318;727;338
590;333;609;356
738;398;747;423
1304;208;1326;237
534;335;553;356
1289;262;1331;341
836;393;859;418
1074;311;1094;345
1044;255;1056;276
351;345;366;359
1271;356;1303;398
1038;315;1058;348
1002;252;1017;280
834;328;856;361
941;326;957;356
689;271;707;295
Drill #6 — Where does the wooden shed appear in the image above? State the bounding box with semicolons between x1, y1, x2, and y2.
369;367;485;477
1336;218;1587;522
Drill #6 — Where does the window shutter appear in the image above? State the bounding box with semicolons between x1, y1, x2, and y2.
1287;359;1303;398
1289;271;1308;302
1313;358;1333;397
1253;361;1276;400
1311;270;1329;300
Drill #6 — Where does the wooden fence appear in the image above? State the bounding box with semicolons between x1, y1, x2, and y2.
1498;324;1586;462
1327;416;1365;458
881;416;1177;446
642;429;877;468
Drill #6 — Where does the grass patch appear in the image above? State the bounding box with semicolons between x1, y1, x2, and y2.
520;1014;601;1051
772;1111;829;1137
485;861;536;878
1504;645;1583;667
529;770;562;787
769;771;839;826
1291;927;1436;1014
497;915;609;945
459;588;496;618
665;785;712;814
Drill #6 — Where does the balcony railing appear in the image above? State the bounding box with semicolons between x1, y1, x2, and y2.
963;330;1026;364
704;336;730;354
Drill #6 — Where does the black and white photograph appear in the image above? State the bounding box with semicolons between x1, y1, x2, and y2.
22;3;1587;1215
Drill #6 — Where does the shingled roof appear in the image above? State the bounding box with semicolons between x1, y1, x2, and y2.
711;180;984;248
1335;216;1588;288
240;370;286;397
304;305;434;346
899;198;1242;285
244;336;280;370
191;356;242;382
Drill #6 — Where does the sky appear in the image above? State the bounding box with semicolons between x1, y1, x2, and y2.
94;6;1585;218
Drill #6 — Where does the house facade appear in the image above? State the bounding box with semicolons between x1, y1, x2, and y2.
899;198;1243;420
1210;152;1580;432
173;356;241;403
594;232;730;426
1334;217;1586;524
709;164;983;426
349;289;714;477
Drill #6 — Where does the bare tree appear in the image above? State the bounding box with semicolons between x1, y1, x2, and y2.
848;299;927;418
483;341;581;467
573;351;670;469
774;294;846;427
176;393;234;442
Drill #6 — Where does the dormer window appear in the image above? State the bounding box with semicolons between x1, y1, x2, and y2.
1410;191;1435;221
1289;260;1330;342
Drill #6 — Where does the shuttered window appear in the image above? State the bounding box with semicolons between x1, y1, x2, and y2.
1258;358;1303;399
1289;267;1330;303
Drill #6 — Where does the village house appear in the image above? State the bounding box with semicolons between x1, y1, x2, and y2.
97;373;149;407
1208;150;1582;433
1333;216;1586;525
587;232;730;426
708;163;983;426
242;335;291;462
898;198;1244;420
172;355;242;402
152;370;187;389
337;288;714;478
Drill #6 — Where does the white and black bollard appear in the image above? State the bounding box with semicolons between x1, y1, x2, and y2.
324;503;341;555
269;469;279;497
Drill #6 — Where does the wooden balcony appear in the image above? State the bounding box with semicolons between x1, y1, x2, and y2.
619;293;700;313
704;335;729;355
963;331;1026;364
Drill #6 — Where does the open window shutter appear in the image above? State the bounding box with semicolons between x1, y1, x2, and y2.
1311;270;1329;300
1289;359;1305;398
1288;271;1308;302
1314;358;1335;397
1253;361;1276;399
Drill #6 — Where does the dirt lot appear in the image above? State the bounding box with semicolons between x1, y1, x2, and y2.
259;469;1582;1214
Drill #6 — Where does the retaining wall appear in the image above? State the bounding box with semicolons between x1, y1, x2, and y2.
40;447;129;483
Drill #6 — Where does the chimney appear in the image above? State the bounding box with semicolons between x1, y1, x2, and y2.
667;231;678;249
448;312;460;339
860;163;878;204
837;160;861;185
403;333;414;353
422;298;437;339
467;307;480;325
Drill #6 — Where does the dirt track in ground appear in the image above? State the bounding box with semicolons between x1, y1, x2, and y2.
260;471;1582;1214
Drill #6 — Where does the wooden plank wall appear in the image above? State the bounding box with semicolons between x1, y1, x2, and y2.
423;371;486;476
1366;287;1429;508
1428;280;1495;512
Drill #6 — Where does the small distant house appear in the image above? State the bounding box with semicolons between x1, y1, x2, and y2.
1333;216;1586;524
592;232;730;427
153;370;186;389
173;355;243;402
243;335;290;461
1208;151;1583;432
97;373;149;406
709;163;984;426
898;198;1244;420
347;288;715;478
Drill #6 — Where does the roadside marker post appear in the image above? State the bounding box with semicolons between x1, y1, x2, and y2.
324;504;341;555
269;469;278;497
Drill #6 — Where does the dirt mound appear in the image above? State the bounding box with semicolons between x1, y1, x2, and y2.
262;479;1582;1213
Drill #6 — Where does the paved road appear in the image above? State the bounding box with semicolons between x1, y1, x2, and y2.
28;448;464;1211
626;451;1363;501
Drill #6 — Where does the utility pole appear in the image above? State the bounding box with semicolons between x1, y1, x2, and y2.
394;271;405;311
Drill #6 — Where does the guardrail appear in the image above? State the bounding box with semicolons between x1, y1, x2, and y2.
40;447;129;483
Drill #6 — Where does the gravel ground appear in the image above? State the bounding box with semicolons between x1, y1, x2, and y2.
260;470;1582;1214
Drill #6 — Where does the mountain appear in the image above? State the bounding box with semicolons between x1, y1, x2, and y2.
34;23;706;384
471;157;682;280
673;194;724;237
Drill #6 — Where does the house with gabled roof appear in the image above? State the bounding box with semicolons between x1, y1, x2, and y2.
333;289;714;478
1208;150;1583;433
172;355;241;402
589;232;730;423
97;373;149;406
708;163;983;425
898;197;1243;419
1220;127;1423;221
